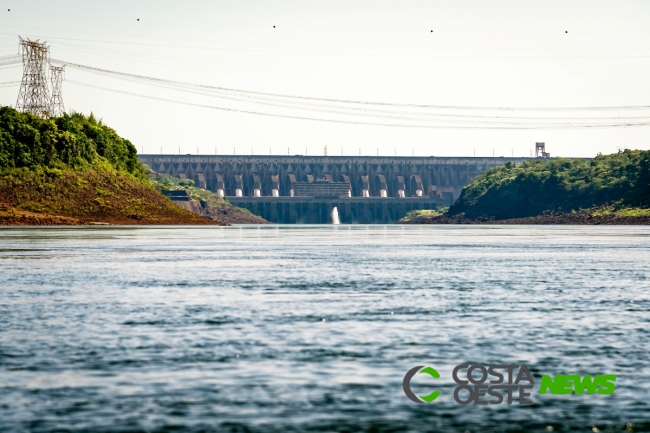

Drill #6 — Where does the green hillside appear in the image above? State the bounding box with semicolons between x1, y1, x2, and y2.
0;106;143;175
0;106;215;225
448;149;650;219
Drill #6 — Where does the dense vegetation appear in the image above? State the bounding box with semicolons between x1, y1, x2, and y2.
0;106;144;176
0;106;217;224
449;149;650;219
0;106;264;225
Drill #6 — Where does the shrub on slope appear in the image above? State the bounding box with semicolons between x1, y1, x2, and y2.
0;167;215;224
448;149;650;219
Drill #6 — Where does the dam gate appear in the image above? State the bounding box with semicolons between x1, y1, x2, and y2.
140;154;528;223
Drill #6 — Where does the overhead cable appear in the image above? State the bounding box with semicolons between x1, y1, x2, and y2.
68;80;650;130
57;59;650;112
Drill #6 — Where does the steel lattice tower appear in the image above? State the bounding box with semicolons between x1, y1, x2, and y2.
16;37;51;118
50;65;65;117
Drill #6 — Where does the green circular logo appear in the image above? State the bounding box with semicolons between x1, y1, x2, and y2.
403;366;441;403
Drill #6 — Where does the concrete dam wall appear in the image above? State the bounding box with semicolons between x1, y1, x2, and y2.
140;154;529;223
227;197;437;224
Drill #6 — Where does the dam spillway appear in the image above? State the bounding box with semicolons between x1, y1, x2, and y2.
140;154;530;223
227;197;437;224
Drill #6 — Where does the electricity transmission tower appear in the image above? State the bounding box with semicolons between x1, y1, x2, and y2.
50;65;65;117
16;37;51;118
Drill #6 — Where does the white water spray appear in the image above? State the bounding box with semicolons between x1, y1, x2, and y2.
332;206;340;225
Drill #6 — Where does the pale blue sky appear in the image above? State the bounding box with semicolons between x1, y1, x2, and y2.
1;0;649;157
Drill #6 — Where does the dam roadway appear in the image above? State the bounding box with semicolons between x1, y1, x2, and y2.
140;154;529;223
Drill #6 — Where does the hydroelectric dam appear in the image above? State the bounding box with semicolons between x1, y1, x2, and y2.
140;154;529;223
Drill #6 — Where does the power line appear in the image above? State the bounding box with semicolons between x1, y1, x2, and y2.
0;54;21;66
90;71;650;123
6;35;647;128
41;41;650;83
68;80;650;129
7;32;650;59
57;59;650;112
0;24;355;50
5;24;650;53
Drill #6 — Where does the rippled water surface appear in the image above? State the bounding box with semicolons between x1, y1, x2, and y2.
1;225;649;432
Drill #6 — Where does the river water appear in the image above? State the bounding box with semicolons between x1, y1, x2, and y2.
0;225;649;432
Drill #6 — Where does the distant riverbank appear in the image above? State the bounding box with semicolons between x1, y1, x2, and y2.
404;207;650;225
407;149;650;225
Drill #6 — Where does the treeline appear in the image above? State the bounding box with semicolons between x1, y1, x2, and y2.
0;106;144;176
449;149;650;219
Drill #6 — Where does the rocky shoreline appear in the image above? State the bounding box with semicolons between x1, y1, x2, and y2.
0;206;83;226
404;210;650;225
